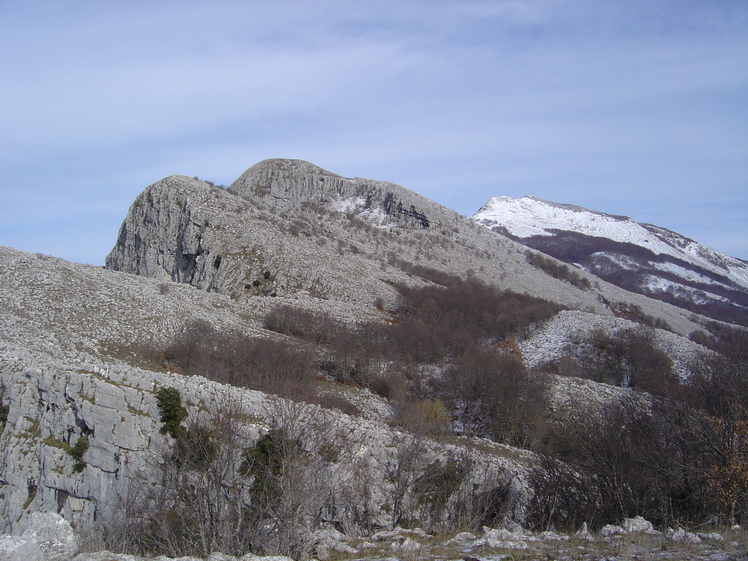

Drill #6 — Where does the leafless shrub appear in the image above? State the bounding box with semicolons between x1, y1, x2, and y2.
525;250;592;290
163;320;316;400
437;345;550;446
264;304;340;344
528;454;599;532
562;327;677;395
411;453;467;525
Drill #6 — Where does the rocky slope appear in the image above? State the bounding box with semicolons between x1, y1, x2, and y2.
473;195;748;325
0;247;532;541
0;158;737;558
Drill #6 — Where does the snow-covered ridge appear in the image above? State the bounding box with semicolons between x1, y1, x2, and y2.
474;196;632;241
472;195;748;292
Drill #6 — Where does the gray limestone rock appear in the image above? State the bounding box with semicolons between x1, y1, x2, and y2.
0;535;45;561
0;512;77;561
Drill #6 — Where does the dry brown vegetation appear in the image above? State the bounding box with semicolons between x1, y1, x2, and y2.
132;272;748;558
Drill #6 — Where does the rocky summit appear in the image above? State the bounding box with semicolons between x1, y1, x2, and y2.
1;159;747;560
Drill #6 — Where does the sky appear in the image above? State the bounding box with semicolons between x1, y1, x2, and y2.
1;1;747;265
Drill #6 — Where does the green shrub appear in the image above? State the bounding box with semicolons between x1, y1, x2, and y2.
0;403;8;432
156;387;188;438
241;430;302;511
69;435;89;473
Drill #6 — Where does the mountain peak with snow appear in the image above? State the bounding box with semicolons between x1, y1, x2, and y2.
475;195;650;242
473;195;748;325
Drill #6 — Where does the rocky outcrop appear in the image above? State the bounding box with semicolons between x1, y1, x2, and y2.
105;159;467;294
227;158;457;230
0;512;78;561
105;175;227;287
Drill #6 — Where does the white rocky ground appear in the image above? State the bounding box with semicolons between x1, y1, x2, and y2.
1;512;745;561
520;309;708;379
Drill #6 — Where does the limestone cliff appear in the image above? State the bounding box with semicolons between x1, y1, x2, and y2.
228;158;456;230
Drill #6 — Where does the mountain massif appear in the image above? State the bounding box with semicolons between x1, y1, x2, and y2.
1;158;746;560
474;195;748;325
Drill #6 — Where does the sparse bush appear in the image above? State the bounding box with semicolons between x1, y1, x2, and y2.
313;393;361;417
264;304;340;344
172;423;216;471
608;301;671;330
396;276;563;349
412;455;465;521
370;374;396;399
396;398;451;435
438;345;549;446
528;454;598;531
163;321;316;400
564;327;676;395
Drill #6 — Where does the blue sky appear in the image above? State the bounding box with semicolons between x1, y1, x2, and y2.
1;1;746;264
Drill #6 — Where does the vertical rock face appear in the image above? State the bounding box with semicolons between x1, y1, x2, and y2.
105;175;217;286
103;158;471;308
227;158;457;230
0;357;164;534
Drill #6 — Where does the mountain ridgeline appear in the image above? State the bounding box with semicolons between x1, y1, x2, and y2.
473;195;748;325
2;158;747;560
105;159;710;334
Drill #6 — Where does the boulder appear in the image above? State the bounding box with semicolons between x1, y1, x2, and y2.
575;521;593;540
0;535;45;561
598;524;624;537
390;537;421;552
666;528;701;543
475;527;527;550
621;515;654;533
0;513;79;561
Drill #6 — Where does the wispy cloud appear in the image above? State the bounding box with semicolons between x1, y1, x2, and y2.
1;0;746;263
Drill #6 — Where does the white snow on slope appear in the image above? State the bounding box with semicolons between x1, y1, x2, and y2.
473;196;748;291
520;310;707;380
